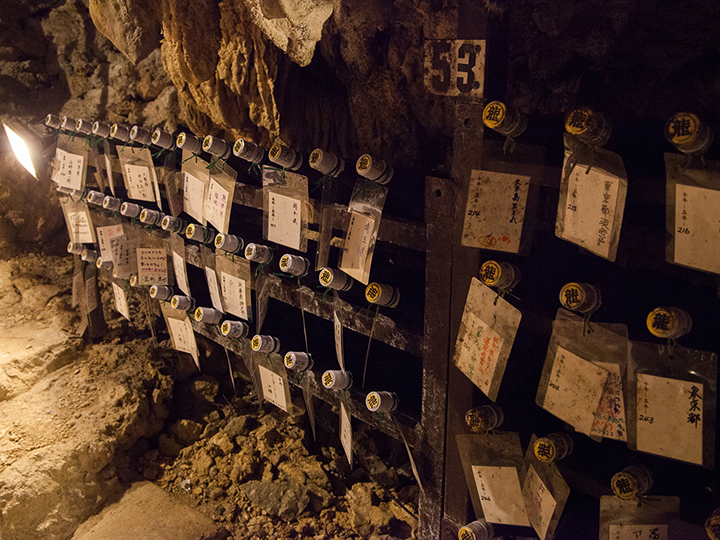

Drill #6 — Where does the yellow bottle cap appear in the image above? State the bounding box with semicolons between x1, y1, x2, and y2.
706;512;720;540
186;223;195;237
366;393;380;410
611;471;638;500
533;438;557;463
322;371;334;387
319;268;333;287
171;297;179;309
479;261;502;286
365;282;382;303
665;112;701;145
565;106;594;135
279;254;290;271
221;321;230;334
194;307;204;321
269;143;282;160
457;527;475;540
559;282;585;310
251;335;261;351
483;101;507;129
646;307;686;338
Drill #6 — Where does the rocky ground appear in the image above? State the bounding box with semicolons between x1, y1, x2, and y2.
0;252;419;539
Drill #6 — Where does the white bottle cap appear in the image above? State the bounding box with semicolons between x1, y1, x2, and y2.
92;122;111;138
61;116;76;131
152;129;176;150
102;196;122;211
170;295;194;311
86;190;105;206
81;249;98;263
279;254;310;277
233;138;264;163
67;242;83;255
130;125;152;145
366;391;398;413
309;148;345;177
202;135;230;157
150;285;173;300
194;307;222;324
322;369;353;390
268;143;303;171
214;233;244;254
75;118;93;135
120;202;142;218
284;351;313;371
96;257;113;270
176;132;203;154
250;334;281;353
161;215;184;233
356;154;393;184
45;114;62;129
110;124;131;142
245;243;273;264
221;320;249;338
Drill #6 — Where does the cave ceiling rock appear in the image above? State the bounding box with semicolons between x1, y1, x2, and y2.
88;0;162;65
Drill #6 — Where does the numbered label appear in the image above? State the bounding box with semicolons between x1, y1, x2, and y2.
424;40;485;98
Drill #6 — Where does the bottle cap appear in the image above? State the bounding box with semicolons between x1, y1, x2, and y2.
61;116;76;131
95;257;113;270
171;295;194;311
186;223;213;243
110;124;131;142
176;132;202;154
664;112;713;155
81;249;98;263
233;138;264;163
365;282;400;308
318;267;353;291
309;148;345;177
194;307;222;324
533;433;573;463
279;254;310;277
86;190;105;206
284;351;313;371
120;202;142;218
75;118;93;135
559;282;601;314
221;320;249;338
92;122;111;138
130;125;152;145
102;196;122;211
705;508;720;540
202;135;230;157
245;243;273;264
45;114;62;130
152;129;176;150
366;391;398;413
67;242;83;255
464;405;504;432
611;465;653;500
458;519;494;540
483;101;507;129
215;233;244;254
268;143;303;171
564;106;612;147
356;154;393;184
646;307;692;339
322;369;353;390
161;215;185;233
139;208;163;225
150;285;173;300
251;334;280;353
129;274;139;287
479;260;520;289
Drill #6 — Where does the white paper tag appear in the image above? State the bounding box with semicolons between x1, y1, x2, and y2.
560;168;619;259
96;224;124;261
455;312;505;396
150;166;162;212
472;465;530;526
542;346;609;434
333;310;345;371
340;401;353;468
608;524;668;540
184;171;207;225
340;211;375;284
112;282;130;320
167;316;199;368
104;153;115;196
111;236;137;277
220;271;247;320
205;178;231;234
636;374;703;465
137;247;168;285
67;211;93;244
255;273;270;333
173;251;190;296
205;266;224;312
522;465;557;540
258;364;288;412
674;184;720;274
462;170;531;252
85;272;98;313
124;163;156;202
267;192;302;249
53;149;85;190
590;362;627;441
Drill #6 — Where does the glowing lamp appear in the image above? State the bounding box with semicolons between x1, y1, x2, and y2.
2;120;55;181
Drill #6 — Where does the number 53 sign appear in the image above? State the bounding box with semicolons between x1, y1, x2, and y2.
424;40;485;97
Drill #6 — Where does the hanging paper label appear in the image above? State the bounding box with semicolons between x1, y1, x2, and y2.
184;171;207;224
258;364;288;411
67;211;93;244
173;251;190;295
560;168;619;259
255;273;270;333
167;316;199;368
636;374;703;465
96;224;124;261
455;312;505;396
590;362;627;441
205;266;224;312
340;211;375;283
112;282;130;320
53;149;85;190
268;192;302;249
472;466;530;527
340;401;353;468
137;248;168;286
124;164;155;202
166;172;183;217
220;271;247;320
608;524;668;540
674;184;720;274
85;272;98;313
111;236;137;278
542;346;609;434
333;310;345;371
205;178;231;234
104;153;115;196
462;170;531;252
72;268;83;308
522;465;557;540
